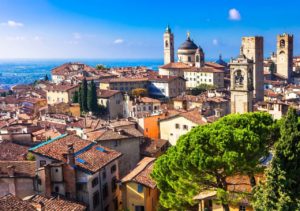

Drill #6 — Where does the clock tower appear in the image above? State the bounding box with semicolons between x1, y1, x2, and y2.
230;48;254;114
163;25;175;65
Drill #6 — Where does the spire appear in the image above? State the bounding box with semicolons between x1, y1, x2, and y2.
219;54;222;60
240;45;244;55
165;25;171;33
187;31;190;40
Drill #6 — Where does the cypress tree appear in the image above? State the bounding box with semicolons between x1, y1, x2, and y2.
81;77;88;112
253;108;300;210
78;86;82;111
72;91;79;103
87;80;98;113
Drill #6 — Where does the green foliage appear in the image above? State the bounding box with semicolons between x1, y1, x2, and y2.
26;152;36;161
191;84;216;96
131;88;148;97
44;74;49;81
87;80;98;113
81;77;88;112
72;91;79;103
252;108;300;210
151;112;279;210
95;64;106;70
78;86;82;111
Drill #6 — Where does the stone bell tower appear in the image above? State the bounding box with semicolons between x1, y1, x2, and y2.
242;36;264;101
163;25;174;64
230;48;254;114
276;33;293;82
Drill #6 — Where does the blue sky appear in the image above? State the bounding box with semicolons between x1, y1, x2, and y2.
0;0;300;60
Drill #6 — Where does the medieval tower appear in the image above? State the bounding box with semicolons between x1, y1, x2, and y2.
276;33;293;81
230;49;254;114
163;25;174;64
242;36;264;101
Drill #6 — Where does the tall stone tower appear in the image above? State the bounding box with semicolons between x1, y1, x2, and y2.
242;36;264;101
230;49;254;114
163;25;174;64
276;33;293;82
195;47;205;68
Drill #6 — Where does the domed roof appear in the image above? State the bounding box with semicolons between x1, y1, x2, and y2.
215;54;227;66
179;32;198;50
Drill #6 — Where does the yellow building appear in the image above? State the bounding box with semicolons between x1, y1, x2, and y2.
46;84;79;105
99;78;148;92
121;157;159;211
194;174;264;211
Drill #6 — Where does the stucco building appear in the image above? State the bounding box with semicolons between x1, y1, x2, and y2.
46;84;79;105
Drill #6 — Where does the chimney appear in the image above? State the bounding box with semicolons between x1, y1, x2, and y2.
7;165;15;177
32;202;45;211
67;143;75;166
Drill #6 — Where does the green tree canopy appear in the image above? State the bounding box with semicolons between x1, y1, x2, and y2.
95;64;107;70
87;80;98;114
151;112;279;210
72;91;79;103
81;77;88;112
131;88;148;97
252;108;300;210
191;84;216;96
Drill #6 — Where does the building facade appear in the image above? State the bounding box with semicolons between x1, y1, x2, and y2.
242;36;264;101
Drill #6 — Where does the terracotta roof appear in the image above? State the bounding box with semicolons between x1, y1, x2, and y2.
0;161;36;177
46;84;79;92
0;142;29;161
30;134;122;173
139;97;161;103
148;75;185;82
185;66;224;73
160;109;207;125
159;62;191;69
94;128;143;141
0;194;36;211
100;77;148;83
97;89;121;98
52;63;95;76
28;195;86;211
205;62;225;69
122;157;156;189
140;138;169;156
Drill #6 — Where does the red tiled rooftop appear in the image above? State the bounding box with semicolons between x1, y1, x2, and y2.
30;134;122;173
122;157;156;189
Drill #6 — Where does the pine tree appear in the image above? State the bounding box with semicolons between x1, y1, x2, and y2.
87;80;98;113
253;108;300;210
81;77;88;112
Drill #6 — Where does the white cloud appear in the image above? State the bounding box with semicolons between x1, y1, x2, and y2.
73;32;82;40
229;8;241;21
114;39;124;44
212;39;219;46
1;20;24;28
33;36;42;41
6;36;25;41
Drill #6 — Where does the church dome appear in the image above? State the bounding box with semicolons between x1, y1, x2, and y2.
178;37;198;50
215;54;227;66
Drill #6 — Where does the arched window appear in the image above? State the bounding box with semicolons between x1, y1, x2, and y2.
280;39;285;48
235;70;244;86
165;40;169;48
279;50;285;55
196;55;200;62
